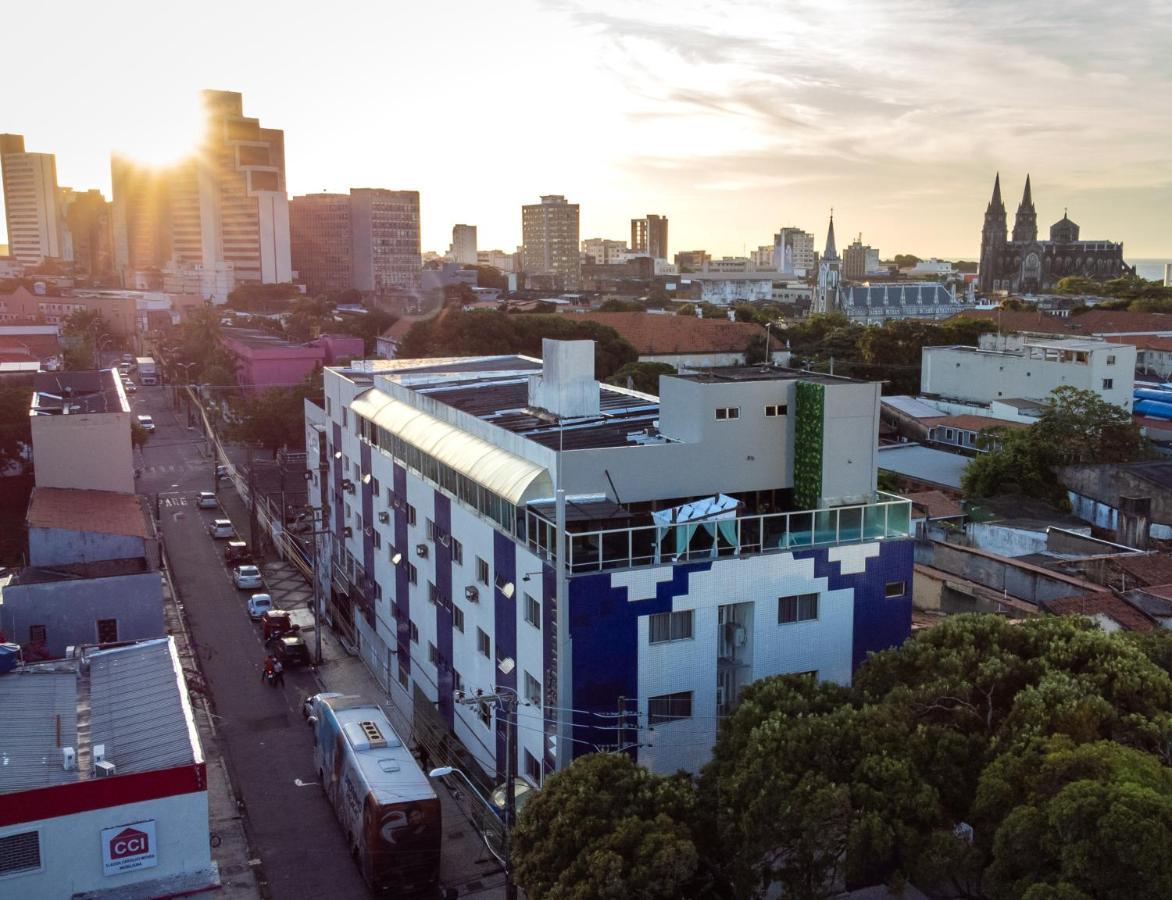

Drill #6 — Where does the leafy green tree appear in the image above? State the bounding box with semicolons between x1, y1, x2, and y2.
0;384;32;473
676;303;697;317
605;362;676;394
226;282;301;313
513;753;702;900
599;298;645;313
225;368;323;456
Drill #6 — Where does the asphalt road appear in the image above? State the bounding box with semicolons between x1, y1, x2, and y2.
134;386;370;899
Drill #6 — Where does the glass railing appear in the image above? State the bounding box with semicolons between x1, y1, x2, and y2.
547;493;911;575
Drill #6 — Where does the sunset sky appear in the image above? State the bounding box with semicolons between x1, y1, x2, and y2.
4;0;1171;260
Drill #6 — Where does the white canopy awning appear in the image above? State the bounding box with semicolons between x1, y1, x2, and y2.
351;389;553;506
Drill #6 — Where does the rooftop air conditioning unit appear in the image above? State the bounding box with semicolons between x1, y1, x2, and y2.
378;511;390;524
62;747;76;771
416;543;429;558
465;585;479;602
95;761;117;777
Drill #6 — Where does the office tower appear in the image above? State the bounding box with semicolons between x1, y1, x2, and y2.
111;155;170;280
350;189;421;293
1;134;65;265
772;227;815;275
290;193;353;295
843;235;879;280
451;224;477;265
60;188;113;280
522;195;580;287
630;214;668;260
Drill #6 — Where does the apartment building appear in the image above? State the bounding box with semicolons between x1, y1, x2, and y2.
307;341;913;782
522;195;580;288
350;189;421;293
630;214;668;260
451;224;477;266
290;193;352;295
922;334;1136;410
772;227;815;275
1;134;65;265
581;238;628;266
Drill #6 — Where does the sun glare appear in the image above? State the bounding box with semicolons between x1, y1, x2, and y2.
114;102;204;168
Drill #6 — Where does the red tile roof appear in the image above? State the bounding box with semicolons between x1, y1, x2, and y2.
1107;334;1172;352
956;308;1172;337
0;333;60;362
904;490;965;519
1109;553;1172;587
1045;592;1156;632
929;414;1028;432
567;312;765;355
26;488;150;538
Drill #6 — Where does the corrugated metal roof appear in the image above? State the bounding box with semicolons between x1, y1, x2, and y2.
877;444;969;490
352;389;554;505
0;670;79;792
88;639;199;774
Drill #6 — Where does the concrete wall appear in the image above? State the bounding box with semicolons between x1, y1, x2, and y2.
922;343;1135;409
28;526;152;569
0;570;164;657
821;381;880;506
0;784;211;899
1060;464;1172;529
642;350;791;369
31;411;134;494
916;540;1096;606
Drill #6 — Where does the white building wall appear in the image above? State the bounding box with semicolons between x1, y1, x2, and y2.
31;410;135;494
0;789;212;900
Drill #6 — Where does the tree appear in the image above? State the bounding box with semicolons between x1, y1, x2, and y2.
130;421;151;450
225;369;323;456
599;298;645;313
0;384;32;473
226;282;301;313
513;753;703;900
605;362;676;394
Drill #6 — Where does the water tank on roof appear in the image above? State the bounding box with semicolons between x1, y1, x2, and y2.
0;643;21;673
1134;399;1172;420
1134;389;1172;403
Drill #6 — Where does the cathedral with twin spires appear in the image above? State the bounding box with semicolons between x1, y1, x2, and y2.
977;174;1131;293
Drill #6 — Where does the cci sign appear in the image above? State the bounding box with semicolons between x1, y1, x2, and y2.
101;820;158;876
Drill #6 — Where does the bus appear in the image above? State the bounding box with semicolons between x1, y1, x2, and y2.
305;694;442;896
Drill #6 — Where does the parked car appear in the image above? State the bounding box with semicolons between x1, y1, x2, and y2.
247;593;274;620
261;609;295;641
122;380;137;393
224;540;252;566
136;414;155;432
233;565;264;590
266;633;311;667
197;491;218;509
216;464;230;480
119;362;131;375
208;518;235;539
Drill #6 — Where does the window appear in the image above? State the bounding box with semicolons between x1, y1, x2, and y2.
28;624;46;645
426;518;436;541
1103;378;1114;390
476;557;490;585
406;503;416;526
524;594;541;629
342;408;348;428
373;529;382;549
406;562;418;585
648;691;693;725
451;538;463;565
344;502;352;520
428;642;439;665
386;486;395;506
477;628;491;657
453;669;464;693
353;462;360;482
1106;355;1116;365
477;699;492;727
715;406;740;421
524;671;542;706
453;605;465;633
409;621;419;644
398;665;409;689
0;830;41;876
885;581;907;599
428;582;439;605
373;582;383;601
778;593;819;624
525;749;542;783
648;610;693;644
764;404;788;417
371;476;380;496
96;618;119;643
326;397;332;416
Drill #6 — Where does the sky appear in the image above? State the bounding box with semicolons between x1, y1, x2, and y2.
4;0;1171;260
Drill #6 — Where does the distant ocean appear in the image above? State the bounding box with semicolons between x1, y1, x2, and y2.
1132;259;1172;283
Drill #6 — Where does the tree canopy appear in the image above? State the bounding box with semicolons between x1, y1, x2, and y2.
514;616;1172;900
963;386;1149;503
605;362;676;394
225;368;323;456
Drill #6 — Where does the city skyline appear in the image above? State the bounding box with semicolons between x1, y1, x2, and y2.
3;0;1171;260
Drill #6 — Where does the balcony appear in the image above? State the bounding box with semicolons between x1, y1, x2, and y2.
527;493;912;575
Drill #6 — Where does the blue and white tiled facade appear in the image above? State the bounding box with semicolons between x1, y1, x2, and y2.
308;347;915;782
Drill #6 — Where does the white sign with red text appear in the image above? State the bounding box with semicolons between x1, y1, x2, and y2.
101;820;158;876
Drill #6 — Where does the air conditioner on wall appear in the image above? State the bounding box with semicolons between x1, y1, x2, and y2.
342;479;355;493
465;585;479;602
416;543;428;558
343;526;353;538
378;511;390;524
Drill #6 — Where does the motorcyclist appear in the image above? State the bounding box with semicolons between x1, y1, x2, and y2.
262;655;275;684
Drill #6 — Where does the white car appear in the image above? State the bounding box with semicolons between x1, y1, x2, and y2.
122;380;137;393
247;593;274;620
208;518;235;539
233;565;264;590
136;414;155;432
197;491;218;509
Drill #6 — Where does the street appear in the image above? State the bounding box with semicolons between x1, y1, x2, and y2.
134;385;370;899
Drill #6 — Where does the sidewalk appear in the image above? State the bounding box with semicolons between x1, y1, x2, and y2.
214;487;509;898
161;553;262;899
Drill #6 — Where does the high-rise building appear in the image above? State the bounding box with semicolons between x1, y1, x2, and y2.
581;238;627;265
843;235;879;281
111;89;292;294
60;188;113;281
350;189;421;293
522;195;580;288
630;214;668;260
290;193;353;295
451;224;477;265
772;227;815;275
1;134;65;265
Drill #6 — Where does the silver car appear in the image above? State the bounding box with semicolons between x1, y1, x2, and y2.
233;565;264;590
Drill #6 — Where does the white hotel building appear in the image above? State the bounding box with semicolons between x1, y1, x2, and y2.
306;341;914;784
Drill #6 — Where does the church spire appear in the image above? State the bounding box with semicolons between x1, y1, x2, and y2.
988;172;1004;212
1012;173;1038;243
1021;173;1033;208
823;209;837;259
